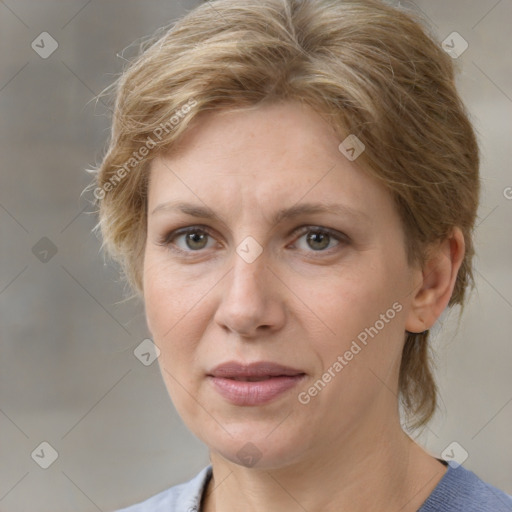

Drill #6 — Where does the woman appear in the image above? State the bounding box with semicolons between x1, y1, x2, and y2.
92;0;512;510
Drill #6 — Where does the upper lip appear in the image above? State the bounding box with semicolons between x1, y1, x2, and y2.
208;361;305;378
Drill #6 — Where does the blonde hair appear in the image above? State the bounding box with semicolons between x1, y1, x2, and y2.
91;0;480;429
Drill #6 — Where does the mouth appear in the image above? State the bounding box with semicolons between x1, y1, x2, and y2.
207;361;306;406
208;360;305;379
225;376;282;382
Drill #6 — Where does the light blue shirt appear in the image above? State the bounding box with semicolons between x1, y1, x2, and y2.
115;462;512;511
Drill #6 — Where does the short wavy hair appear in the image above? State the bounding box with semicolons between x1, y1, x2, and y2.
90;0;480;430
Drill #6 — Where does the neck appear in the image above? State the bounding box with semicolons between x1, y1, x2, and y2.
201;407;446;512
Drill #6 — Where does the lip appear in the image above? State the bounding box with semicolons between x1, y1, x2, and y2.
207;361;306;406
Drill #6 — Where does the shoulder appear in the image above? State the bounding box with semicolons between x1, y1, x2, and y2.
114;465;212;512
419;463;512;512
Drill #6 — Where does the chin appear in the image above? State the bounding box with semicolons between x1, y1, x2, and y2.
199;423;310;470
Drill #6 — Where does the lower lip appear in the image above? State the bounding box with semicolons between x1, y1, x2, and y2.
208;375;305;406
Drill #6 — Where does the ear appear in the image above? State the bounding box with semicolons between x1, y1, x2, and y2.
405;227;465;334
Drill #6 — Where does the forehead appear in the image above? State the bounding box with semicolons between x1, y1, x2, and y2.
147;100;395;225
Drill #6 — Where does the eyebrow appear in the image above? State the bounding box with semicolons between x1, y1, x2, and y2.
151;200;369;226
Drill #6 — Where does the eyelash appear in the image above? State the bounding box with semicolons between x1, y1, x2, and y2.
157;225;349;258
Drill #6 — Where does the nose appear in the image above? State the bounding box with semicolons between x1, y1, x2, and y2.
214;251;286;338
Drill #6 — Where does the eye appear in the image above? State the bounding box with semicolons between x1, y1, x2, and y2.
158;226;218;254
157;225;348;257
291;227;346;253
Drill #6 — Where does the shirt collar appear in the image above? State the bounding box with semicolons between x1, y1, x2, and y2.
176;465;213;511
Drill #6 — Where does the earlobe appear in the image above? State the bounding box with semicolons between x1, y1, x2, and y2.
405;228;465;334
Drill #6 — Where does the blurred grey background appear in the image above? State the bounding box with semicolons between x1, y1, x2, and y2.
0;1;510;511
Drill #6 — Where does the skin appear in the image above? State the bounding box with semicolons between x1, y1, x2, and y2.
143;100;465;512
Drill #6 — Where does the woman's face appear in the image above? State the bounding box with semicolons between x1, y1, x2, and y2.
143;100;422;469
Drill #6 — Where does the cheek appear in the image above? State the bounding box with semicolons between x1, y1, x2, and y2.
303;260;405;340
143;256;196;369
299;274;406;424
143;252;198;335
143;252;219;376
298;257;409;392
143;260;204;418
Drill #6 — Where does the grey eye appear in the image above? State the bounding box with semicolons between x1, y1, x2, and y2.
305;231;332;251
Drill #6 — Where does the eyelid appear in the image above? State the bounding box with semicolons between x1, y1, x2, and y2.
290;225;348;243
159;225;215;244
